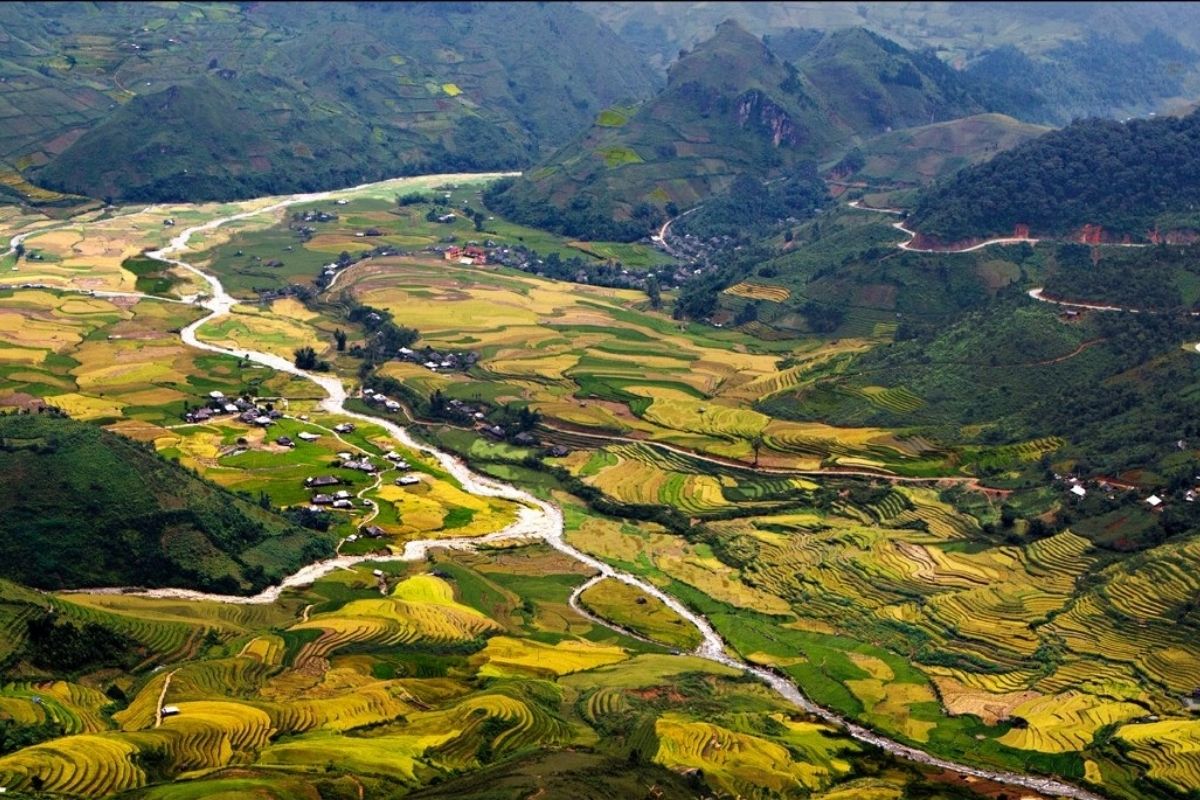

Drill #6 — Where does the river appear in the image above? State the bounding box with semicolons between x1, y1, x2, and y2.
75;176;1105;800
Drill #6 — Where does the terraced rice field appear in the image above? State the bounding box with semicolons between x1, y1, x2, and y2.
724;281;792;303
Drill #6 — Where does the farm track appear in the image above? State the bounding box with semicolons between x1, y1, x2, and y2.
53;176;1105;800
153;669;178;729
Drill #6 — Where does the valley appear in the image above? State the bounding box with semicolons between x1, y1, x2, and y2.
2;6;1200;800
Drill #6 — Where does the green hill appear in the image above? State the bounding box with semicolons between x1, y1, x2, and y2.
908;109;1200;243
487;21;984;241
0;414;331;594
0;2;658;203
837;113;1050;189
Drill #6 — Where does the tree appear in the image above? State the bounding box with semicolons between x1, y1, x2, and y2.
334;329;347;352
645;275;662;309
750;434;764;467
294;347;319;370
473;210;485;232
13;243;24;260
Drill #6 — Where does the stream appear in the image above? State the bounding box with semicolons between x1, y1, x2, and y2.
72;177;1104;800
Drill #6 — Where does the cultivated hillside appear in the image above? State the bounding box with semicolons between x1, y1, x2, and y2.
907;109;1200;244
0;414;331;593
0;2;658;203
488;21;982;241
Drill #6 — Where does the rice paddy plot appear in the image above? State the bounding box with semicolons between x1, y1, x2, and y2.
578;577;702;650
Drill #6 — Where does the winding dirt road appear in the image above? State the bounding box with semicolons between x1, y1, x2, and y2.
61;178;1104;800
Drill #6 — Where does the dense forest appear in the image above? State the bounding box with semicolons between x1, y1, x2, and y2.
908;109;1200;242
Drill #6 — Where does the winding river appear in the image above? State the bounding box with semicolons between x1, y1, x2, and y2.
72;177;1104;800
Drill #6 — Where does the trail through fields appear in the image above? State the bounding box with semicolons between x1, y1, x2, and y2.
57;177;1104;800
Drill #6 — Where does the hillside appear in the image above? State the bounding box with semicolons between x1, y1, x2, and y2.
488;21;983;241
907;109;1200;244
837;112;1050;188
0;413;330;594
580;1;1200;122
0;2;658;203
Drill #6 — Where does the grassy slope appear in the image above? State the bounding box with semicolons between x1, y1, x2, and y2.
0;414;331;594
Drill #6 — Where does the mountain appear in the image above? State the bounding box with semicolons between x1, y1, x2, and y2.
487;21;983;241
783;28;983;134
0;2;658;203
907;109;1200;245
579;1;1200;123
0;413;331;594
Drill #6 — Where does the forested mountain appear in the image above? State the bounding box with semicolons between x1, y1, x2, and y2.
580;1;1200;123
0;2;658;203
0;414;330;593
908;109;1200;243
487;21;984;241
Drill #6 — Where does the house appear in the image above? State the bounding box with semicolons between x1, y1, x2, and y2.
436;213;456;223
223;403;239;413
276;436;295;447
334;490;351;500
395;475;420;486
305;475;341;487
362;525;386;538
163;218;176;227
1070;485;1087;498
160;705;181;717
312;494;334;505
209;390;225;400
332;499;353;509
513;432;537;447
297;431;321;441
385;400;401;411
333;423;356;433
1147;494;1164;508
483;425;505;439
548;445;570;458
191;408;213;422
239;410;260;424
252;415;273;426
337;452;354;460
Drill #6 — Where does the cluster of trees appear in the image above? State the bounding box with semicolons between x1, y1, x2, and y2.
910;110;1200;241
673;161;829;242
1045;242;1198;312
293;346;330;372
483;178;660;242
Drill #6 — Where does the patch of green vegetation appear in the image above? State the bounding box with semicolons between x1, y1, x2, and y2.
0;414;333;593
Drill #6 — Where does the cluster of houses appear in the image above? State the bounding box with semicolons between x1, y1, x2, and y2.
302;439;422;513
1060;474;1182;508
442;245;489;265
394;347;478;374
183;391;283;425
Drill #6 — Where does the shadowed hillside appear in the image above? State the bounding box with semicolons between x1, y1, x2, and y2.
0;414;332;593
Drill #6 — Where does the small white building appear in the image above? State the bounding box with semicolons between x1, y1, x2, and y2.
297;431;321;441
209;390;225;399
395;475;420;486
1146;494;1163;508
161;705;181;717
1070;485;1087;498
